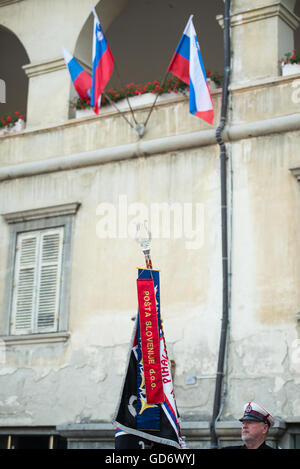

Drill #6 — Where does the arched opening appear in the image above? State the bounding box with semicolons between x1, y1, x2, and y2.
73;0;224;94
295;0;300;49
0;26;29;121
106;0;224;88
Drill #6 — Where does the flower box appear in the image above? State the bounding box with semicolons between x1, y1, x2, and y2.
281;63;300;76
0;118;25;136
279;48;300;76
75;91;183;119
72;74;222;120
207;78;217;90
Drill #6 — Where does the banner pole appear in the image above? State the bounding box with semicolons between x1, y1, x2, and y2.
143;69;171;128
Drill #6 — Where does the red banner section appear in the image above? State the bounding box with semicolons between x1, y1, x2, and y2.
137;278;164;404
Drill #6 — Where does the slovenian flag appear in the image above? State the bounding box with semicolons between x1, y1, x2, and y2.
91;8;114;114
61;46;92;100
168;15;214;125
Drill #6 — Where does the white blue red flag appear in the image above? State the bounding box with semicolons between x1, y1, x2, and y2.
61;46;92;100
168;15;214;125
91;8;114;114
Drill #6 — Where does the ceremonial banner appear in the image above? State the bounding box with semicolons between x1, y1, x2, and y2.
136;270;161;431
113;269;185;449
136;314;161;431
137;278;164;404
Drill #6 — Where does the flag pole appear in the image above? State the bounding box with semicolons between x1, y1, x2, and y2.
92;6;139;131
104;92;135;130
143;69;171;128
143;15;194;129
135;221;152;270
113;62;139;127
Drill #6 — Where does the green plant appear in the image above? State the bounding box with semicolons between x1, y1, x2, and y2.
278;48;300;65
0;111;24;129
206;71;223;87
71;73;222;111
70;77;189;110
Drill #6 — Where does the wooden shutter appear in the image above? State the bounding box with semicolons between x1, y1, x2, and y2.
36;229;64;332
11;227;64;335
11;233;38;334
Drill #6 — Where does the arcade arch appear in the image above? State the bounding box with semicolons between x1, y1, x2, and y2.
74;0;225;91
0;25;29;118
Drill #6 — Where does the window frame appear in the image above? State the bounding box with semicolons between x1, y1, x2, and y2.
11;226;65;335
1;203;80;341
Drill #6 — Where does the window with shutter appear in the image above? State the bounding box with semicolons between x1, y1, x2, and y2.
10;227;64;335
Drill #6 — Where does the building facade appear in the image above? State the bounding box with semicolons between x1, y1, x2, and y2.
0;0;300;449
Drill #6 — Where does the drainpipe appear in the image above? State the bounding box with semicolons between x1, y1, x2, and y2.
210;0;232;449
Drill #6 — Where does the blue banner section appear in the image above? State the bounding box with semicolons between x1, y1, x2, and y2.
136;269;161;430
138;269;161;321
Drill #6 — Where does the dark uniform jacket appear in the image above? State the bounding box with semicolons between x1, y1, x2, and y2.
222;442;274;449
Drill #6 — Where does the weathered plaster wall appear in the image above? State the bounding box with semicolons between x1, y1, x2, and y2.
0;83;300;426
0;0;299;437
0;131;223;424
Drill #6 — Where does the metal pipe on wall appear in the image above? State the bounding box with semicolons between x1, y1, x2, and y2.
210;0;232;449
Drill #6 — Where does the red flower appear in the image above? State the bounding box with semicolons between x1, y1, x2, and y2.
6;116;12;122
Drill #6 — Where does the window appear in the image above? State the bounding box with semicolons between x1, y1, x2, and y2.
11;227;64;335
1;202;80;341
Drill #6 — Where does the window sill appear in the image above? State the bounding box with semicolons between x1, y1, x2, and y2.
0;331;70;345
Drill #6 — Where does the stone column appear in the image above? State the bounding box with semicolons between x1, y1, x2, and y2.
218;0;299;83
23;58;70;129
20;0;131;129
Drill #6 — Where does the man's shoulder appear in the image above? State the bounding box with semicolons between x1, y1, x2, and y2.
259;442;275;449
221;445;246;449
221;442;275;450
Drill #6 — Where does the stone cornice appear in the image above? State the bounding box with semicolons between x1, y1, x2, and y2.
0;113;299;182
217;2;299;30
23;57;66;78
2;202;81;223
0;332;70;345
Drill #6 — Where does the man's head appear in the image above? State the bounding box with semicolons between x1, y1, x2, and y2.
239;402;274;449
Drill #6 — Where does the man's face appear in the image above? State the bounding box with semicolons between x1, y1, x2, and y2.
241;420;269;444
